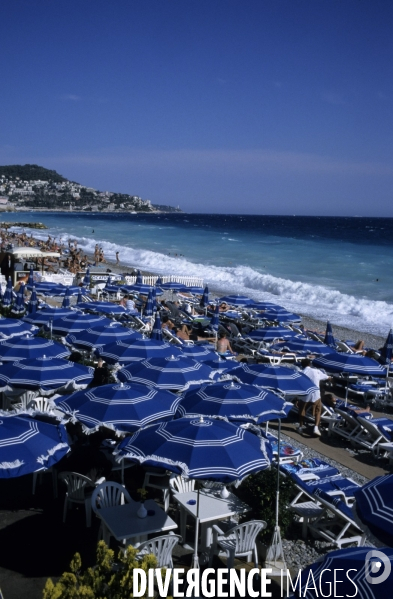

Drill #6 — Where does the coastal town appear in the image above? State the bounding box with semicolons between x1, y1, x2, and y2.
0;165;181;213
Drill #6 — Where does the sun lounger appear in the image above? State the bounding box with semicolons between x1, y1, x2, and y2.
328;408;365;441
306;489;366;548
350;416;393;456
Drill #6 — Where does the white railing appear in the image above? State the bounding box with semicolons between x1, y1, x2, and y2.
124;275;204;287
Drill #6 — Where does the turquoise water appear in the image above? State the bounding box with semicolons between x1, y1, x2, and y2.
3;212;393;336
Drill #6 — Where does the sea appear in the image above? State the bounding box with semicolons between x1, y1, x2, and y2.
2;212;393;337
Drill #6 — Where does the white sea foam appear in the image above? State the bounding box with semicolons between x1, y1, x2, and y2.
23;224;393;337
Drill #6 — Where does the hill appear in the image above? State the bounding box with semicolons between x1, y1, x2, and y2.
0;164;68;183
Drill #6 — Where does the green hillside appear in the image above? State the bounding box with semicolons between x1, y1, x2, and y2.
0;164;68;183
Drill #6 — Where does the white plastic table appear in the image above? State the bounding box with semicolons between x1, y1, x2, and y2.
173;489;250;552
98;499;177;545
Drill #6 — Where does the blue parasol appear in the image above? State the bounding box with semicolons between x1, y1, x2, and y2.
231;363;319;397
66;322;141;350
79;301;127;316
179;345;218;361
51;314;111;335
83;267;91;287
0;317;37;339
324;320;337;349
313;353;387;376
159;281;185;292
246;327;299;342
177;380;293;424
0;356;94;391
259;310;301;323
0;414;70;479
27;286;38;315
61;286;71;309
210;303;220;332
97;338;182;364
0;335;70;361
150;313;163;341
270;337;332;355
117;354;214;391
114;416;272;483
135;269;143;285
23;307;74;325
143;289;154;317
219;294;253;306
287;546;393;599
199;285;209;308
354;474;393;546
55;382;181;435
11;283;26;316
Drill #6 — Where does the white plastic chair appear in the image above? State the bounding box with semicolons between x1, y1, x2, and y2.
136;533;182;568
169;475;195;495
209;519;266;568
28;397;55;412
59;471;105;527
91;481;134;544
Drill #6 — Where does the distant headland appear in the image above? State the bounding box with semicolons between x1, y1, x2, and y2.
0;164;182;214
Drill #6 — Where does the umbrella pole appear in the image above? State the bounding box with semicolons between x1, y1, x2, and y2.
192;486;200;570
265;419;287;573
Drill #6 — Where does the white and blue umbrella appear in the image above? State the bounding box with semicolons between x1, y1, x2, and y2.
83;267;91;287
313;353;387;376
51;314;111;335
11;283;26;315
270;337;332;355
0;356;94;391
117;355;214;391
231;363;319;397
0;414;70;479
179;345;218;361
246;301;286;311
27;286;38;315
27;267;34;288
30;281;59;294
260;310;301;323
46;285;82;298
288;546;393;599
0;317;37;339
324;320;337;349
104;276;121;294
159;281;185;292
151;313;163;341
247;327;299;342
201;356;241;375
177;380;293;424
354;474;393;546
55;382;181;435
0;336;71;361
219;294;253;306
199;285;209;308
23;307;74;325
179;285;205;295
61;286;71;309
210;303;220;332
97;338;182;365
66;322;141;350
79;301;127;316
143;290;154;317
135;270;143;285
2;277;13;308
115;416;272;483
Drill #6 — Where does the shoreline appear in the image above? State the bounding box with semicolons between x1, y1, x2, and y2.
90;254;386;350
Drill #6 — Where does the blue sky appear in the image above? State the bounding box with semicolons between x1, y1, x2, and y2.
1;0;392;215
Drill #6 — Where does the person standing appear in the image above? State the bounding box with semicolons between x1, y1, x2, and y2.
116;251;120;264
297;358;330;437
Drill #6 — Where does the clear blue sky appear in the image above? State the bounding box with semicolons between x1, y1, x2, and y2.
1;0;392;215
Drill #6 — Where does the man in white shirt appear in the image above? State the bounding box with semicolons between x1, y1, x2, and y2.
297;358;330;437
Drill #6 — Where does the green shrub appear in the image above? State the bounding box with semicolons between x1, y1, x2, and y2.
42;541;163;599
235;467;295;542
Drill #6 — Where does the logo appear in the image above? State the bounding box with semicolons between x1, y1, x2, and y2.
365;549;391;585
